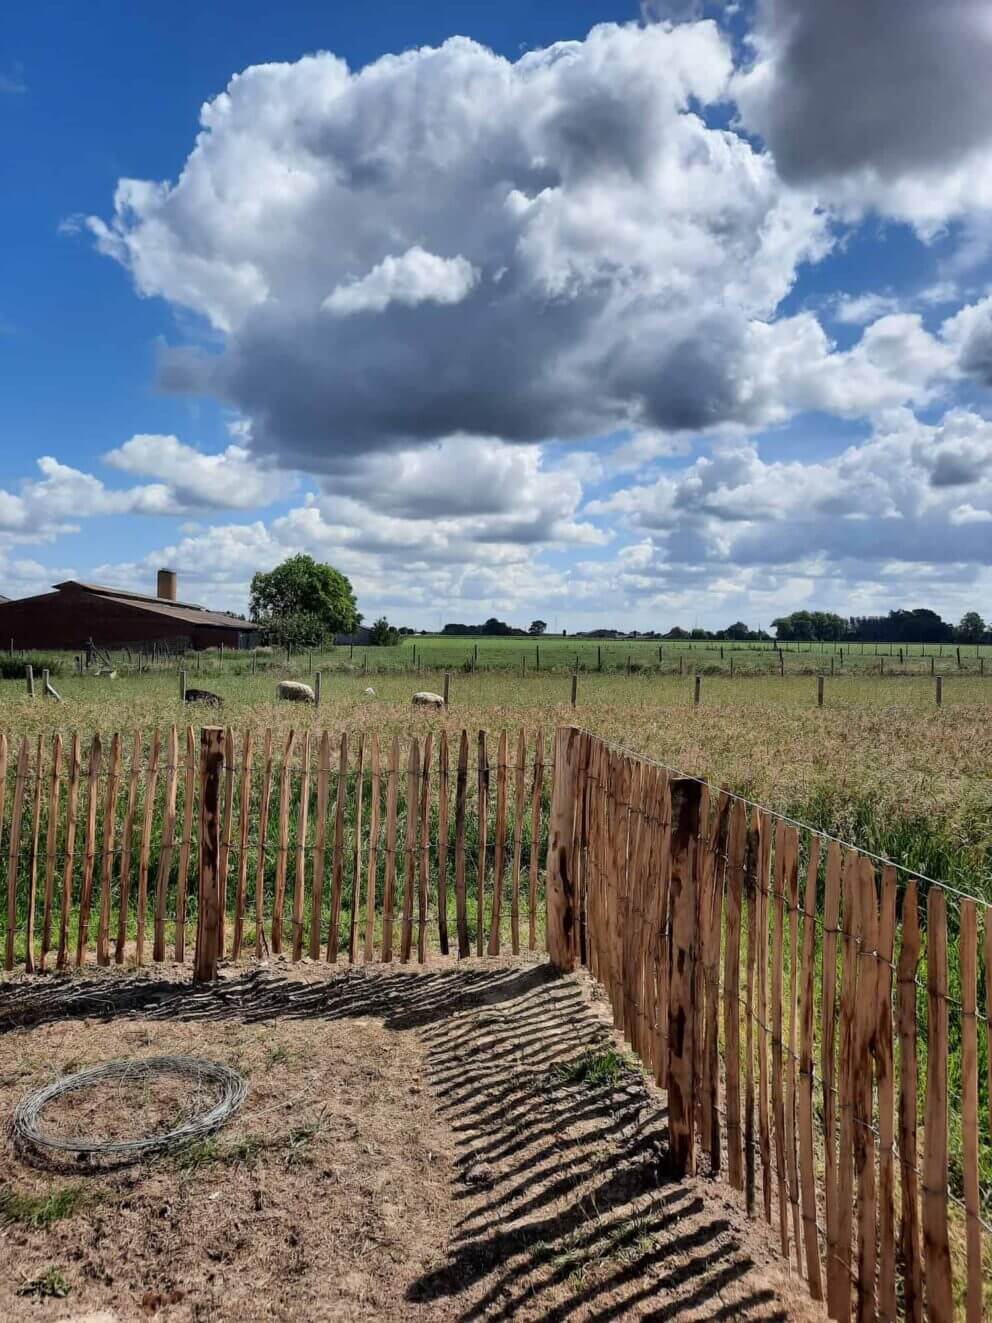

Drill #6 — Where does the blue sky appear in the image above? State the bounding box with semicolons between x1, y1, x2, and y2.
2;0;992;630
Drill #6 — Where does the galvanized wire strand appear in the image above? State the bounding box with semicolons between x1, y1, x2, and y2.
12;1055;247;1159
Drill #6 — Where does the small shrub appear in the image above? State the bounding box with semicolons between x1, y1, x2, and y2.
0;653;64;680
552;1048;635;1089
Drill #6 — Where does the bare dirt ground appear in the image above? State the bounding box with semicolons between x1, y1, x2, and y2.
0;959;824;1322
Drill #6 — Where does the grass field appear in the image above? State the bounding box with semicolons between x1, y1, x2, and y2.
2;649;991;902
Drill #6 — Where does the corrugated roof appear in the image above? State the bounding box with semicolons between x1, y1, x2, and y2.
52;580;259;631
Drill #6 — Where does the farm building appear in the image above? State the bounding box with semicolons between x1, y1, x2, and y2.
0;569;260;652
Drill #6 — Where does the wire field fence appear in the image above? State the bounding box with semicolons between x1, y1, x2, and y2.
0;725;551;974
546;726;991;1323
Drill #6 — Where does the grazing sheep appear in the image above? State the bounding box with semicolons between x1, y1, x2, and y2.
278;680;315;703
412;691;445;709
185;688;224;708
364;686;376;696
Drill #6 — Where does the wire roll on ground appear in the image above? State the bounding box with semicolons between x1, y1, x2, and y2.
12;1055;248;1159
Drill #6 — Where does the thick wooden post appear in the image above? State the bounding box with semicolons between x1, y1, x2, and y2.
443;672;450;708
693;675;701;706
547;726;581;972
314;670;322;706
25;664;34;697
194;726;224;983
570;673;578;707
817;675;824;707
179;669;187;702
667;776;703;1177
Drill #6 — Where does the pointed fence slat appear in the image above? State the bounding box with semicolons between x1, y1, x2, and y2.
24;735;44;974
382;736;399;962
454;730;469;958
39;733;63;972
173;726;195;962
272;729;296;954
416;733;431;963
57;734;80;969
254;730;274;958
437;731;449;955
232;730;254;960
76;734;103;968
311;731;330;962
152;726;178;963
529;728;544;951
328;732;348;962
364;732;381;961
292;731;311;962
476;731;488;956
134;730;160;966
401;738;419;963
97;732;122;966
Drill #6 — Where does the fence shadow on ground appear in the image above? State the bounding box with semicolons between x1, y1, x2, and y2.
1;964;789;1322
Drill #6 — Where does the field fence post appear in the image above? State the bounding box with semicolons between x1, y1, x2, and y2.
25;664;34;698
314;670;322;706
935;676;943;707
194;725;224;983
571;673;578;707
547;725;581;972
817;675;824;707
443;672;450;708
694;675;701;706
179;669;187;702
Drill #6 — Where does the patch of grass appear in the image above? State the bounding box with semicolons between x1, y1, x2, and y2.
265;1044;290;1069
17;1266;70;1299
0;1185;86;1229
552;1048;636;1090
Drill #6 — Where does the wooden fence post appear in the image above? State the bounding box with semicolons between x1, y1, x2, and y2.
571;673;578;707
693;675;701;706
194;726;224;983
314;670;322;706
935;676;943;707
443;672;450;708
547;725;582;972
817;675;824;707
25;664;34;698
180;669;187;702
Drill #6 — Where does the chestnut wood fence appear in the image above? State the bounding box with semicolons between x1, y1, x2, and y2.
546;726;991;1323
0;724;550;977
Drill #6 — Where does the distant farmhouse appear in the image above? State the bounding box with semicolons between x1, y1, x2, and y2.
0;569;260;652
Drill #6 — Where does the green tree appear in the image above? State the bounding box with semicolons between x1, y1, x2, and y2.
528;619;548;635
369;616;400;647
957;611;986;643
249;554;359;645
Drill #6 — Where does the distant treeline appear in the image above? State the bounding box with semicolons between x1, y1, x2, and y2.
769;608;988;644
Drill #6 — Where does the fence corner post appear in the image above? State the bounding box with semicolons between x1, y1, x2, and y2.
547;725;582;973
194;725;225;983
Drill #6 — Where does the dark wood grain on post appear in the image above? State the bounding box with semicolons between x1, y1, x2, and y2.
923;889;953;1323
666;774;703;1177
897;880;923;1323
194;726;224;983
547;725;582;972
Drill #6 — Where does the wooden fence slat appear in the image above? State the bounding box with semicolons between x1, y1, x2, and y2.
821;841;843;1319
218;727;235;952
798;835;823;1299
923;888;953;1323
76;734;104;968
416;733;431;963
897;880;923;1323
349;733;366;963
194;726;224;982
311;731;330;961
173;726;195;963
57;734;80;969
833;849;862;1323
510;729;525;955
134;730;160;967
437;731;449;955
24;735;44;974
253;730;274;958
702;793;729;1169
854;856;878;1323
382;736;399;962
666;776;703;1177
876;866;897;1322
755;809;773;1224
364;732;381;961
328;732;348;962
401;738;419;963
529;728;544;951
723;798;746;1192
232;730;254;960
97;732;122;966
783;825;803;1273
743;819;759;1215
0;736;7;964
488;730;508;955
5;737;29;970
959;899;981;1323
770;821;790;1260
292;731;311;962
476;730;489;957
272;728;296;954
152;725;178;963
454;731;469;958
39;733;63;972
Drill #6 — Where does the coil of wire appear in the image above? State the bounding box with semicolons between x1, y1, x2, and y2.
12;1055;248;1159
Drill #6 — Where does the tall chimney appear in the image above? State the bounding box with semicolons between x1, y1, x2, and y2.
157;568;177;601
